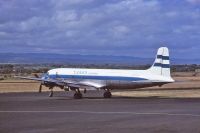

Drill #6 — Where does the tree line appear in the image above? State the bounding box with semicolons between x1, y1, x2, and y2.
0;64;200;80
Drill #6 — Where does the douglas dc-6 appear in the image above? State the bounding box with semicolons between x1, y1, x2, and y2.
17;47;174;99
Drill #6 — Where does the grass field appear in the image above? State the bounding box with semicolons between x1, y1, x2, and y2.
0;72;200;98
0;80;61;93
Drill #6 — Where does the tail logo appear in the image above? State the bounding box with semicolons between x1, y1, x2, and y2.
154;55;170;68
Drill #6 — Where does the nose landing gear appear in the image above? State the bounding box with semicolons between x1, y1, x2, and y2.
49;87;54;97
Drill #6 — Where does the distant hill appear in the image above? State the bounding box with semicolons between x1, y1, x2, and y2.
0;53;199;65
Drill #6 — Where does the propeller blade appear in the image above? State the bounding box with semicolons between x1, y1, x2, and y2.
34;74;40;78
39;84;42;93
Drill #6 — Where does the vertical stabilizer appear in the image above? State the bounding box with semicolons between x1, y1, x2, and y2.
148;47;171;77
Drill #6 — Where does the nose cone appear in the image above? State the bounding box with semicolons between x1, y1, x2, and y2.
48;69;56;75
47;70;51;75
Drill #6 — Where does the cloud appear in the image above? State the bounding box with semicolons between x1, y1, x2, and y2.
0;0;200;59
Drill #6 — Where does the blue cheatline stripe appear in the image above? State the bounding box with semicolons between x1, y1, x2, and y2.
157;55;169;60
153;63;170;68
48;75;147;81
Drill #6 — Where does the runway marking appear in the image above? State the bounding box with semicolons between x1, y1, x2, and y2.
0;110;200;117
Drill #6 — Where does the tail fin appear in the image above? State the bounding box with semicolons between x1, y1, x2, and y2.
148;47;171;77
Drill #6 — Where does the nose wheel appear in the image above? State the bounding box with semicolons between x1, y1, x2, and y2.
104;89;112;98
49;87;53;97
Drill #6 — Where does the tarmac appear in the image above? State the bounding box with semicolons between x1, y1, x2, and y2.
1;91;200;133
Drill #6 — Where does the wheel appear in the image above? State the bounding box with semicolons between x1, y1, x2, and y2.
104;91;112;98
64;87;70;91
74;92;82;99
49;90;53;97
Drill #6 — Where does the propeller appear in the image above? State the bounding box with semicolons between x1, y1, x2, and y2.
34;72;50;94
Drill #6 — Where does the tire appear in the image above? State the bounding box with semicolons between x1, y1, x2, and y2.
49;91;53;97
104;91;112;98
74;92;82;99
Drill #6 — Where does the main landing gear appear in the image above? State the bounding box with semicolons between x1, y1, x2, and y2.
103;89;112;98
38;83;54;97
74;89;82;99
73;88;112;99
47;86;112;99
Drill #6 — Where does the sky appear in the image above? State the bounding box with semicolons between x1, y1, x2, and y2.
0;0;200;59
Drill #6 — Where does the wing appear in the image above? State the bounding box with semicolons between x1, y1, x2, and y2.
15;76;105;89
15;76;50;82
